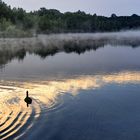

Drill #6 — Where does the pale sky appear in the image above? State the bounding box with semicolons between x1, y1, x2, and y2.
3;0;140;16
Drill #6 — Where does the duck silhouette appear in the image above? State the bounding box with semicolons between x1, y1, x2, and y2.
24;90;32;107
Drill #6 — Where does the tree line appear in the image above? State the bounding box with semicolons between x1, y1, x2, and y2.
0;0;140;36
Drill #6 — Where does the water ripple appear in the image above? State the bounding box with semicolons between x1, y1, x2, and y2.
0;71;140;139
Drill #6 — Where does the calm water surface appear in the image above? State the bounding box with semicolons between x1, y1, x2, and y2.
0;34;140;140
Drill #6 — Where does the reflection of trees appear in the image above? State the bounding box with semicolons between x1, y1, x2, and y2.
0;48;26;66
0;35;140;67
34;46;59;58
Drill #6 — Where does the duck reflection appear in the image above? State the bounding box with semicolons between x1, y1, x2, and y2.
24;91;32;107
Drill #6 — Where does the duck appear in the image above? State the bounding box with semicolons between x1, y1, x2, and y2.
24;90;32;107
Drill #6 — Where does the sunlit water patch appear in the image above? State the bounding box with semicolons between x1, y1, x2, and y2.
0;71;140;139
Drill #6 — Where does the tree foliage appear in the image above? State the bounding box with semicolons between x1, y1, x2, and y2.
0;0;140;36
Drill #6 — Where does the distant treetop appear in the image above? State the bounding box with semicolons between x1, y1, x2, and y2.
0;0;140;35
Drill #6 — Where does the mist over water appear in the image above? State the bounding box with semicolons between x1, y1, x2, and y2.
1;31;140;140
0;30;140;71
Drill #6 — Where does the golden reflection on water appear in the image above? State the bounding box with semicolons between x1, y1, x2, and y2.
0;71;140;139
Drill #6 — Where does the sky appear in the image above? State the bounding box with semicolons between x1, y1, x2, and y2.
3;0;140;16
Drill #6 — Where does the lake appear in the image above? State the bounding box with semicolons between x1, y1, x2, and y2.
0;31;140;140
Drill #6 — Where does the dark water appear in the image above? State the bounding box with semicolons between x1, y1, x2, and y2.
0;33;140;140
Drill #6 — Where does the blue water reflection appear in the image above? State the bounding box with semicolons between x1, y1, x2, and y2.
0;35;140;139
0;45;140;81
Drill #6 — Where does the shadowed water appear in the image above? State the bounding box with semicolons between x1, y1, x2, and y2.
0;32;140;140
